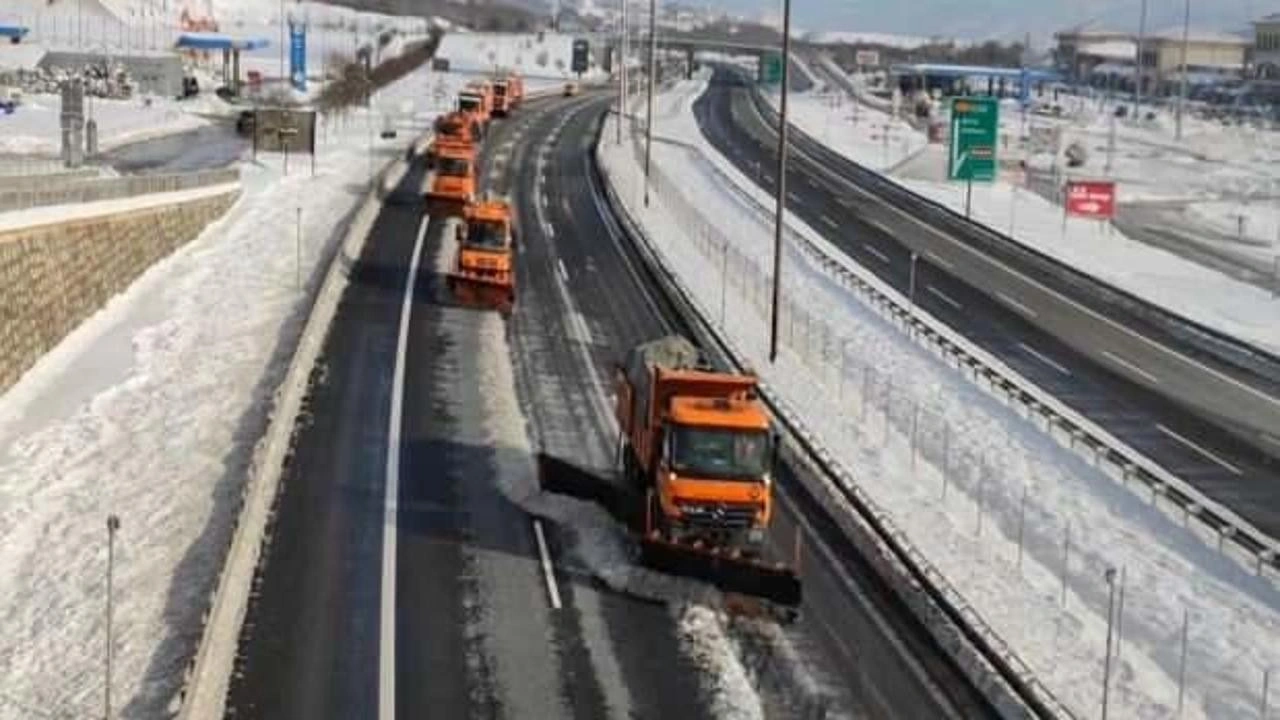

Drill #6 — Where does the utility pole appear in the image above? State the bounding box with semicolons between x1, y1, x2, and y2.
1175;0;1191;141
768;0;793;363
104;514;121;720
643;0;657;206
617;0;627;145
1134;0;1148;112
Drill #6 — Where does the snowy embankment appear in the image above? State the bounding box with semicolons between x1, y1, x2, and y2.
0;62;463;720
0;94;213;156
761;84;924;173
765;71;1280;355
612;73;1280;720
434;31;608;82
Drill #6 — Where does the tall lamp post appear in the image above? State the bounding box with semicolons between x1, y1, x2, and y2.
768;0;793;363
1175;0;1192;141
104;514;121;720
643;0;657;206
1134;0;1149;111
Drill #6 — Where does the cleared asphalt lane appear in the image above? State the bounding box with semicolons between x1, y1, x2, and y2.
101;121;247;174
693;68;1280;539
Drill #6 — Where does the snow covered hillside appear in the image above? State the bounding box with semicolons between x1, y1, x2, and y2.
435;32;608;80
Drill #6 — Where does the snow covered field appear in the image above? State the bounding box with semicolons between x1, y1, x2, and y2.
0;58;460;720
762;86;924;172
605;73;1280;720
435;31;608;81
0;94;214;156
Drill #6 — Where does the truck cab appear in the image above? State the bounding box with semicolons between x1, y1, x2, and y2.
425;145;476;217
446;200;516;312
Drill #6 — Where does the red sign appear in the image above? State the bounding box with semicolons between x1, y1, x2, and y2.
1065;180;1117;220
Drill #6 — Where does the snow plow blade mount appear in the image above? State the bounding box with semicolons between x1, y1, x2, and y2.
536;453;802;609
446;272;514;314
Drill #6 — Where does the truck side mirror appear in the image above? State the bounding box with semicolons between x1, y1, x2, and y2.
771;432;782;474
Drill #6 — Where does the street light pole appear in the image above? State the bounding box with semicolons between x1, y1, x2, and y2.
1175;0;1191;141
768;0;793;363
617;0;627;145
1102;567;1118;720
104;514;120;720
643;0;657;206
1134;0;1148;112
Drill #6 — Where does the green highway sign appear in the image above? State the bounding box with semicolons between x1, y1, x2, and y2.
948;96;999;182
759;52;783;85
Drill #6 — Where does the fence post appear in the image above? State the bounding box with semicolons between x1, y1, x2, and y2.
1176;608;1189;717
1262;668;1271;720
1061;522;1071;608
1016;483;1028;571
1115;566;1126;661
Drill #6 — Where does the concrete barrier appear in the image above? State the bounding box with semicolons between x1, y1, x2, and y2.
0;167;240;213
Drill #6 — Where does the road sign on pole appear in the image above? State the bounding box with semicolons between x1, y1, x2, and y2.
759;52;783;85
948;96;999;183
572;38;589;75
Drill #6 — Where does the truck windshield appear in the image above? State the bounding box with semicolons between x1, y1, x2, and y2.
493;83;507;97
465;221;506;248
437;157;470;177
671;426;768;481
459;96;481;112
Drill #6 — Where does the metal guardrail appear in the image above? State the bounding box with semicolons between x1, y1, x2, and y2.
0;167;240;213
745;85;1280;390
601;122;1070;718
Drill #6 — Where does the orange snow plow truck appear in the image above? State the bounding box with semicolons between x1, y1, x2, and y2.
446;200;516;313
540;335;801;609
457;82;493;137
424;142;476;218
492;73;524;116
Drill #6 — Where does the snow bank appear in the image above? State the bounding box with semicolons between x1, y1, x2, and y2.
0;62;466;720
762;87;925;172
0;94;212;156
435;32;607;81
599;73;1280;720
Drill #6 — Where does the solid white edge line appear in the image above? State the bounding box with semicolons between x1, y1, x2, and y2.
1017;342;1072;376
1156;424;1244;476
863;243;890;263
1102;350;1161;386
820;214;839;229
927;285;963;310
380;211;431;720
996;291;1037;319
925;251;955;271
532;519;563;610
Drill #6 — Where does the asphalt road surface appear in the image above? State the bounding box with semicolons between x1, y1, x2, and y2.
693;67;1280;540
100;121;247;174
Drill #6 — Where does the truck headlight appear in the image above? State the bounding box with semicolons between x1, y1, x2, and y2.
747;528;764;544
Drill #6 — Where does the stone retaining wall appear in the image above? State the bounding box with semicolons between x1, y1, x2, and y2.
0;190;240;392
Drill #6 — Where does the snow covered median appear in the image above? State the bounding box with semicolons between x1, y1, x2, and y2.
601;75;1280;720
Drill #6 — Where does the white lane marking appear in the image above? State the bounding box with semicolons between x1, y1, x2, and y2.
925;251;954;271
837;197;855;209
927;286;962;310
557;259;569;282
532;519;563;610
380;212;431;720
1156;424;1243;475
862;244;890;264
786;191;801;203
997;291;1037;319
1018;342;1071;376
820;214;839;230
1103;350;1161;386
755;100;1280;415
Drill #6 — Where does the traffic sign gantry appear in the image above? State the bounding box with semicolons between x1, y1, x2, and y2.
948;96;999;183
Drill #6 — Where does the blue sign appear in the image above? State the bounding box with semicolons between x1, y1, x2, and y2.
289;22;307;92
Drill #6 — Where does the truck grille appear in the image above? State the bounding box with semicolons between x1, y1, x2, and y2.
678;502;758;529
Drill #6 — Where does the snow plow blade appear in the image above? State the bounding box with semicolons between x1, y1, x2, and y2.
537;454;802;609
445;272;514;314
639;537;802;608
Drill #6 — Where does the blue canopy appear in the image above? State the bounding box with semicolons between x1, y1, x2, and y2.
174;32;270;52
891;63;1061;83
0;24;31;39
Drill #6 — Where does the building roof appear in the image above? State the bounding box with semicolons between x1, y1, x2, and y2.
1078;39;1137;60
891;63;1061;83
1255;13;1280;24
174;32;270;52
1149;26;1250;44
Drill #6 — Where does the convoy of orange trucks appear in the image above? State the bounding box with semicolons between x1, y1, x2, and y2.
423;75;801;608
